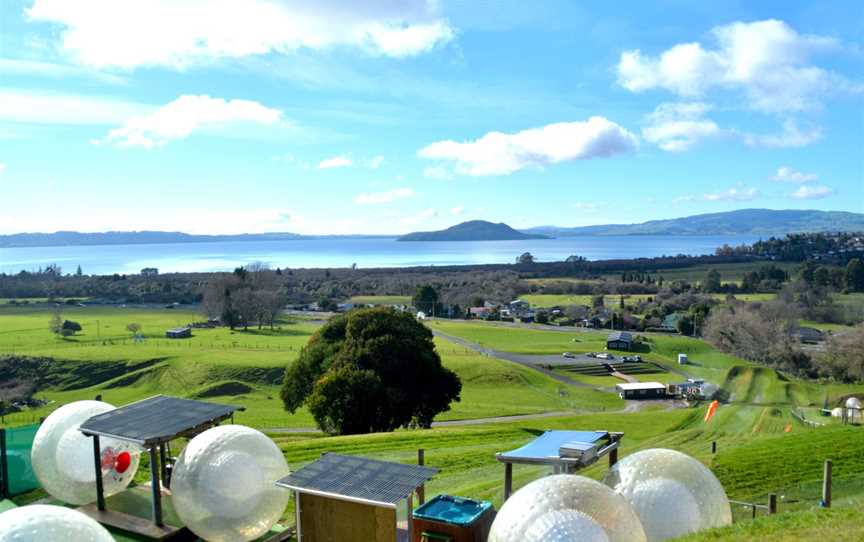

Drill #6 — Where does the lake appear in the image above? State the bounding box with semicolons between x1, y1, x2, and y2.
0;235;761;275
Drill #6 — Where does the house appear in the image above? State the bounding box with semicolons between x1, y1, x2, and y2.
508;299;531;316
165;327;192;339
616;382;667;400
140;267;159;276
469;307;494;319
607;331;633;351
796;326;824;344
668;380;705;398
336;302;355;312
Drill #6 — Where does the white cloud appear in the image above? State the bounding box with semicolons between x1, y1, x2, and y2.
418;117;638;177
354;187;416;205
317;155;353;169
366;155;385;169
703;186;759;201
742;119;822;148
95;95;282;148
642;102;720;152
770;166;817;183
450;205;464;215
617;19;854;112
0;90;151;125
27;0;454;69
423;165;454;180
400;208;438;227
0;58;127;84
789;184;834;200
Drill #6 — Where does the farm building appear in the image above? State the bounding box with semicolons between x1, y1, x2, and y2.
165;327;192;339
508;299;530;315
606;331;633;351
795;326;824;344
616;382;667;400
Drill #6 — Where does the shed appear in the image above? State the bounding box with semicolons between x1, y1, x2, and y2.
606;331;633;351
796;326;824;344
616;382;667;400
495;430;623;501
165;327;191;339
276;453;438;542
78;395;243;539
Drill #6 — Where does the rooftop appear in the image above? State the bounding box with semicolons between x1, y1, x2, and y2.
615;382;666;391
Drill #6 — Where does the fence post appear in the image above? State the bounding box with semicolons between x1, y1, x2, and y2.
822;459;832;508
417;449;425;505
769;493;777;515
712;441;717;454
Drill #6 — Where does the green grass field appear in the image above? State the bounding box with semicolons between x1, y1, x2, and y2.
520;293;655;308
5;308;864;540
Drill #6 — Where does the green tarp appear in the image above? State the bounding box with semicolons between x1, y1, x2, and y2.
1;424;40;496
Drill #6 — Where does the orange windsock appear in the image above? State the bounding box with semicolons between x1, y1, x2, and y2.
704;400;719;422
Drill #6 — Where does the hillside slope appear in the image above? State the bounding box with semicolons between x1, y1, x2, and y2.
398;220;550;241
525;209;864;237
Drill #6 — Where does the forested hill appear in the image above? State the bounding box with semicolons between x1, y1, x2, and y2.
523;209;864;237
398;220;550;242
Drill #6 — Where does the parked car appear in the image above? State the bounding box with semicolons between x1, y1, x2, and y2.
623;355;642;362
596;353;615;360
562;352;576;359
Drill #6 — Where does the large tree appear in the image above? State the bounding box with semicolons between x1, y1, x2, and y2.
281;307;461;435
845;258;864;292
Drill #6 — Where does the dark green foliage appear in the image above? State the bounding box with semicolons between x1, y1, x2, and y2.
281;307;461;435
703;269;722;293
412;285;442;315
845;258;864;292
61;320;82;333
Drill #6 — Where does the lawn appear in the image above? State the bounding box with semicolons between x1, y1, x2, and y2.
520;293;655;308
0;306;625;429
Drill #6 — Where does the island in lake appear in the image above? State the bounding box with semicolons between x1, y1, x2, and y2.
397;220;551;242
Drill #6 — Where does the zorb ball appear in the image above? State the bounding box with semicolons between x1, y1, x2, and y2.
31;400;140;505
488;474;647;542
171;425;291;542
602;448;732;542
0;504;114;542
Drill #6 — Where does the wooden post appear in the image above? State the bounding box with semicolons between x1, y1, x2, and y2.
711;441;717;454
417;449;426;505
768;493;777;515
92;435;105;511
504;463;513;502
822;459;832;508
609;447;618;467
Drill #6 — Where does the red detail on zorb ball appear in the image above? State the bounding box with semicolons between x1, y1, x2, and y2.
114;451;132;474
100;448;116;471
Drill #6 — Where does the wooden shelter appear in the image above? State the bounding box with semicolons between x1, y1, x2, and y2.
277;453;438;542
78;395;242;539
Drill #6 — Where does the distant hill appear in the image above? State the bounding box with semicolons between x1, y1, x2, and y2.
398;220;551;242
0;231;389;248
523;209;864;237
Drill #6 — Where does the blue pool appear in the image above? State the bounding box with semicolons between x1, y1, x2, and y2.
413;495;493;527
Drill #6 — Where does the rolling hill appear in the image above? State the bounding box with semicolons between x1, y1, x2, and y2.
523;209;864;237
398;220;551;242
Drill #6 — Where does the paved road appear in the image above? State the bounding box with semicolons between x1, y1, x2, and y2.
264;410;582;434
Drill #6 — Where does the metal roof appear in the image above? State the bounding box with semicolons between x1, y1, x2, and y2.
615;382;666;391
78;395;242;446
275;453;438;508
497;430;609;465
607;331;633;342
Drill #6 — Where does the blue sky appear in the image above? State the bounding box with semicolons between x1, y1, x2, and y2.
0;0;861;235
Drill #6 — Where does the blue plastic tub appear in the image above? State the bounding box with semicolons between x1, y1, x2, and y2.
413;495;493;527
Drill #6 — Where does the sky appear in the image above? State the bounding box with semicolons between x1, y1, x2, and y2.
0;0;862;235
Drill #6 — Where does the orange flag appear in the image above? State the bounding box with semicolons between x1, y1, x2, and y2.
704;400;719;422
